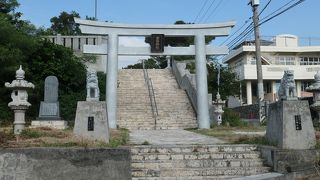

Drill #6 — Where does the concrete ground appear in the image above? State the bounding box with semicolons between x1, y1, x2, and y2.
129;129;226;145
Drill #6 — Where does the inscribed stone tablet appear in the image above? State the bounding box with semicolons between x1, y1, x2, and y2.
44;76;58;102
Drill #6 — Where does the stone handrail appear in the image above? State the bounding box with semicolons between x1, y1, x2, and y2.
143;68;158;129
172;60;198;112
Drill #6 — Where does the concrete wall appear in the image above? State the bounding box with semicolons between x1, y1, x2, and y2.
0;148;131;180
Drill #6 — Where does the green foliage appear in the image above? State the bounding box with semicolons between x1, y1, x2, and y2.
222;108;245;127
50;11;81;35
124;57;166;69
97;72;106;101
142;141;150;145
20;128;43;138
207;61;240;100
234;136;275;146
107;129;129;148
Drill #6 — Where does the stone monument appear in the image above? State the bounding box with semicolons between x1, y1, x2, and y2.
306;71;320;126
86;69;99;101
31;76;67;129
212;93;225;126
267;70;316;149
74;69;109;143
5;65;34;134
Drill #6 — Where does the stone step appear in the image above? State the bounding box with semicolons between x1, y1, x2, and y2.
131;152;262;161
131;145;258;153
132;159;265;169
131;175;242;180
132;167;271;178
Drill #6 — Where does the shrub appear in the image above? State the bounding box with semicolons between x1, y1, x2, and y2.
222;108;245;127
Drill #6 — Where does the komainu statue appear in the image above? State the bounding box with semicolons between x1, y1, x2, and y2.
277;70;297;100
86;69;100;101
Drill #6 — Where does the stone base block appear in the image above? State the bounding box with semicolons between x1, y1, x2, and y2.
31;120;68;130
266;100;316;149
73;101;109;143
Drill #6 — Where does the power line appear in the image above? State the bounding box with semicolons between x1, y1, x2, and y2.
222;0;271;46
219;17;252;46
196;0;216;23
260;0;305;26
259;0;272;16
225;0;305;50
203;0;225;23
193;0;209;23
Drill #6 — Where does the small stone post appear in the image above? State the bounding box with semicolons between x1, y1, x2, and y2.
5;65;34;134
306;71;320;126
212;93;225;126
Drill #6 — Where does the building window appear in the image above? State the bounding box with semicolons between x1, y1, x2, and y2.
275;56;295;65
299;57;320;65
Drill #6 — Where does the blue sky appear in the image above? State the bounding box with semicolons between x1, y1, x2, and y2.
16;0;320;67
17;0;319;37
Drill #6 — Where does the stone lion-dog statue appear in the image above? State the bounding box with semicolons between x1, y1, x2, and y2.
86;69;100;101
277;70;297;100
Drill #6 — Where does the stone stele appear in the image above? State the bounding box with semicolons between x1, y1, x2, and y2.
74;101;109;143
31;76;67;129
266;100;316;149
38;76;60;120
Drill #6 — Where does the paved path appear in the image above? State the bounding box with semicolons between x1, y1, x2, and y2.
129;129;225;145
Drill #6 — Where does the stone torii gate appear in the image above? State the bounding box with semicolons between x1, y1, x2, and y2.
75;18;235;129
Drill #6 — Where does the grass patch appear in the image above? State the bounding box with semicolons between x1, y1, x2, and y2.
106;128;129;148
233;136;275;145
0;127;129;148
189;125;267;144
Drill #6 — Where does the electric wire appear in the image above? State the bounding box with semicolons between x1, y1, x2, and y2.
203;0;225;23
196;0;216;23
193;0;209;23
225;0;305;50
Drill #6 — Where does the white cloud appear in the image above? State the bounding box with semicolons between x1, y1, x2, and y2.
118;36;150;68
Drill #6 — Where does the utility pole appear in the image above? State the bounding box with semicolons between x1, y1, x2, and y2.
95;0;98;20
250;0;264;122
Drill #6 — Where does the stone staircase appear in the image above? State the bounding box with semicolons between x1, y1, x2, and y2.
131;144;271;180
117;69;197;130
117;69;154;130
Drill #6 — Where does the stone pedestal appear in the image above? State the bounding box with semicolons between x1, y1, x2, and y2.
13;109;27;134
74;101;109;143
266;100;316;149
31;120;68;130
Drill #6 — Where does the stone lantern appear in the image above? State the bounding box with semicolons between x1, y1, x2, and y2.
5;65;34;134
306;71;320;126
212;92;225;125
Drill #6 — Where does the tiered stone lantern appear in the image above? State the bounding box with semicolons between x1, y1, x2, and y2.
5;65;34;134
212;92;225;125
306;71;320;126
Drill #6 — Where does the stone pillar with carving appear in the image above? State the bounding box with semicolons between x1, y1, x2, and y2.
212;93;225;126
5;65;34;134
306;71;320;126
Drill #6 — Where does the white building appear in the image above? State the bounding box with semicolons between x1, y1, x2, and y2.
44;34;107;72
223;34;319;105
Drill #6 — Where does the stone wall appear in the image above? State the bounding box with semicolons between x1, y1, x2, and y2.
0;148;131;180
231;104;260;120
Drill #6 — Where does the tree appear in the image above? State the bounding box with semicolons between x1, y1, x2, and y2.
124;57;167;69
0;2;87;123
207;61;240;100
50;11;81;35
